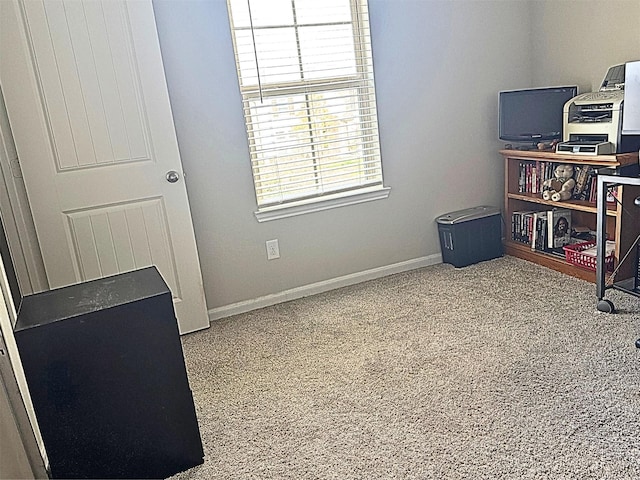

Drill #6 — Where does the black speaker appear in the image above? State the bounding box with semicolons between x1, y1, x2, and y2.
14;266;204;479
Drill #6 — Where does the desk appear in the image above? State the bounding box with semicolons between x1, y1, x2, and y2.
596;165;640;346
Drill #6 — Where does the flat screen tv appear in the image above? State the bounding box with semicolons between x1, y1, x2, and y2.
499;86;578;143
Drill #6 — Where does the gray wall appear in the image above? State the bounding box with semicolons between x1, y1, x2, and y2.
530;0;640;92
152;0;532;312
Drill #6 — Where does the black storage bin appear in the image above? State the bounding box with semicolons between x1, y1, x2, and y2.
436;206;503;267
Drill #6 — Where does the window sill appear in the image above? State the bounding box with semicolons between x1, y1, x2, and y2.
254;186;391;222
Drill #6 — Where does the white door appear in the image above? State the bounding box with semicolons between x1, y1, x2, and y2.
0;0;209;334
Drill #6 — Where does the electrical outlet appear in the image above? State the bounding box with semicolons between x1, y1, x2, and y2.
266;239;280;260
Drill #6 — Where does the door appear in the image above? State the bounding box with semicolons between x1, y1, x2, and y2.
0;0;209;334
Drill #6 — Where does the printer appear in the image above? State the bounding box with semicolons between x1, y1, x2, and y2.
557;64;640;155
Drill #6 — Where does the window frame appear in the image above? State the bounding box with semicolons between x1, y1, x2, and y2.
227;0;389;221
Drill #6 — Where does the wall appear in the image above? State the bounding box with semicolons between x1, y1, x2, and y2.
152;0;532;313
530;0;640;92
0;369;33;480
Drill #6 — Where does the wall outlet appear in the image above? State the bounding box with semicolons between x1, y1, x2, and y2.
266;239;280;260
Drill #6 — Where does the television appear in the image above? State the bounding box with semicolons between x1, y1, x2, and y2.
499;86;578;144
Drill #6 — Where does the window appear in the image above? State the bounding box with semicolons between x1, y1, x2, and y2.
226;0;387;220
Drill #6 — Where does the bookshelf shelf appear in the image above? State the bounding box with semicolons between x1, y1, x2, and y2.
501;149;640;282
503;240;595;282
506;192;617;216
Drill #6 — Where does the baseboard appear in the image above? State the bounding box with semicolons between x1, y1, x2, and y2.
208;254;443;321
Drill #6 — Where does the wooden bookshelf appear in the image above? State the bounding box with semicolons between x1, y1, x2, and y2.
501;149;640;282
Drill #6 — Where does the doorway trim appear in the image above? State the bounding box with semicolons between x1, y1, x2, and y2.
0;87;48;296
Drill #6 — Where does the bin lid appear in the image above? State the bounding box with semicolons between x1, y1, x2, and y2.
436;205;501;225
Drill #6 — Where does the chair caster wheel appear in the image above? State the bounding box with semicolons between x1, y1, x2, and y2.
597;299;615;313
636;339;640;349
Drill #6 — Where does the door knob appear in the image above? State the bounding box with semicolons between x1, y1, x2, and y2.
166;171;180;183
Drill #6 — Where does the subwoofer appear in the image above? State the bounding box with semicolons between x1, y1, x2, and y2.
14;266;204;479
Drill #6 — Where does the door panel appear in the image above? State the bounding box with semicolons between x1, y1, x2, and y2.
0;0;209;334
64;199;181;299
28;0;150;169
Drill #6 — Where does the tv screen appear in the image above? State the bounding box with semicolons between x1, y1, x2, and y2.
499;86;578;143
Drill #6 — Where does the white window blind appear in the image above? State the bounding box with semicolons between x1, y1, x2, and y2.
226;0;384;210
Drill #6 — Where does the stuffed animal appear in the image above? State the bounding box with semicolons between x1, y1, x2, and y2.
542;164;576;202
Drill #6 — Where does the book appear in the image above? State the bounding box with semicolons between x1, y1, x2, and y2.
537;214;548;251
578;169;597;201
531;211;546;251
518;162;526;193
512;210;536;244
572;165;590;199
547;209;572;249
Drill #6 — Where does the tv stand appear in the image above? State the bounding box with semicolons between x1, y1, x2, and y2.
505;141;558;152
504;143;541;152
501;148;640;282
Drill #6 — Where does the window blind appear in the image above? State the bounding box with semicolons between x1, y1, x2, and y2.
226;0;384;208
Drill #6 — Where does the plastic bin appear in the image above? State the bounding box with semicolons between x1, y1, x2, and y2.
436;206;503;268
563;241;614;272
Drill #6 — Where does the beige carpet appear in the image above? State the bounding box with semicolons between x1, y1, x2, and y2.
171;256;640;479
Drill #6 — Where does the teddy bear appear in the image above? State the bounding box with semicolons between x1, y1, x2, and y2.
542;164;576;202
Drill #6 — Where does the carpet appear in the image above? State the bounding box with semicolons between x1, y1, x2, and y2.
170;256;640;479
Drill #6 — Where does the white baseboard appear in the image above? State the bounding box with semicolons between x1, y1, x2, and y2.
208;254;443;322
